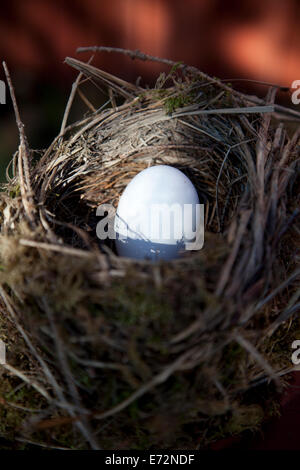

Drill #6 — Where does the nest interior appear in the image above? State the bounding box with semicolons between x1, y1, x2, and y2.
0;51;299;450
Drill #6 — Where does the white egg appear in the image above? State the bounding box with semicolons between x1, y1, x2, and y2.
114;165;200;261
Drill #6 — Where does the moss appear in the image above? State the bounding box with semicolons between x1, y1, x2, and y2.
261;314;300;369
94;280;173;327
74;364;95;391
8;184;20;199
224;404;264;435
47;425;80;450
164;93;193;114
195;402;265;447
0;376;45;445
220;342;247;387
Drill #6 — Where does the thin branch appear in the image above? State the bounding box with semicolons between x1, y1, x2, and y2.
42;298;100;450
76;46;300;121
1;363;52;401
2;62;27;146
2;61;36;224
235;333;280;388
35;347;196;430
59;55;94;137
59;72;84;137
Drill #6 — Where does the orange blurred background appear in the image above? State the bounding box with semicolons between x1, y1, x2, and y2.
0;0;299;85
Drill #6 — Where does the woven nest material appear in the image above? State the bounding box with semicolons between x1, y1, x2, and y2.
0;49;299;450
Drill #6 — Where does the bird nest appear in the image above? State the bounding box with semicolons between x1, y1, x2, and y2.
0;49;299;450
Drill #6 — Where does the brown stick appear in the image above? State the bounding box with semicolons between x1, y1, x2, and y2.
59;55;95;137
76;46;300;121
2;62;36;224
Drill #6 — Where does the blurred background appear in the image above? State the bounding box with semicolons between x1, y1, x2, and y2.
0;0;299;179
0;0;299;449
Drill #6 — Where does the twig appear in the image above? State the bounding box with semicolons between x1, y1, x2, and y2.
15;437;71;450
254;267;300;312
42;298;100;450
2;62;36;225
76;46;300;121
173;105;275;117
35;347;196;430
19;239;94;259
215;139;254;232
1;363;52;401
65;57;138;99
0;288;89;417
0;287;64;400
59;55;94;137
2;62;27;145
77;87;96;112
235;333;280;388
216;210;251;296
60;72;84;137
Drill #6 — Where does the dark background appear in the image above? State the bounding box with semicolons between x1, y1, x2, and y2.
0;0;299;449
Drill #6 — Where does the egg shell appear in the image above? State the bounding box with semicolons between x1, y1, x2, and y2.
114;165;200;261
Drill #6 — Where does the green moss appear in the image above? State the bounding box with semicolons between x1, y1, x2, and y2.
0;376;45;444
8;184;20;199
164;93;193;114
93;281;173;327
224;404;264;435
